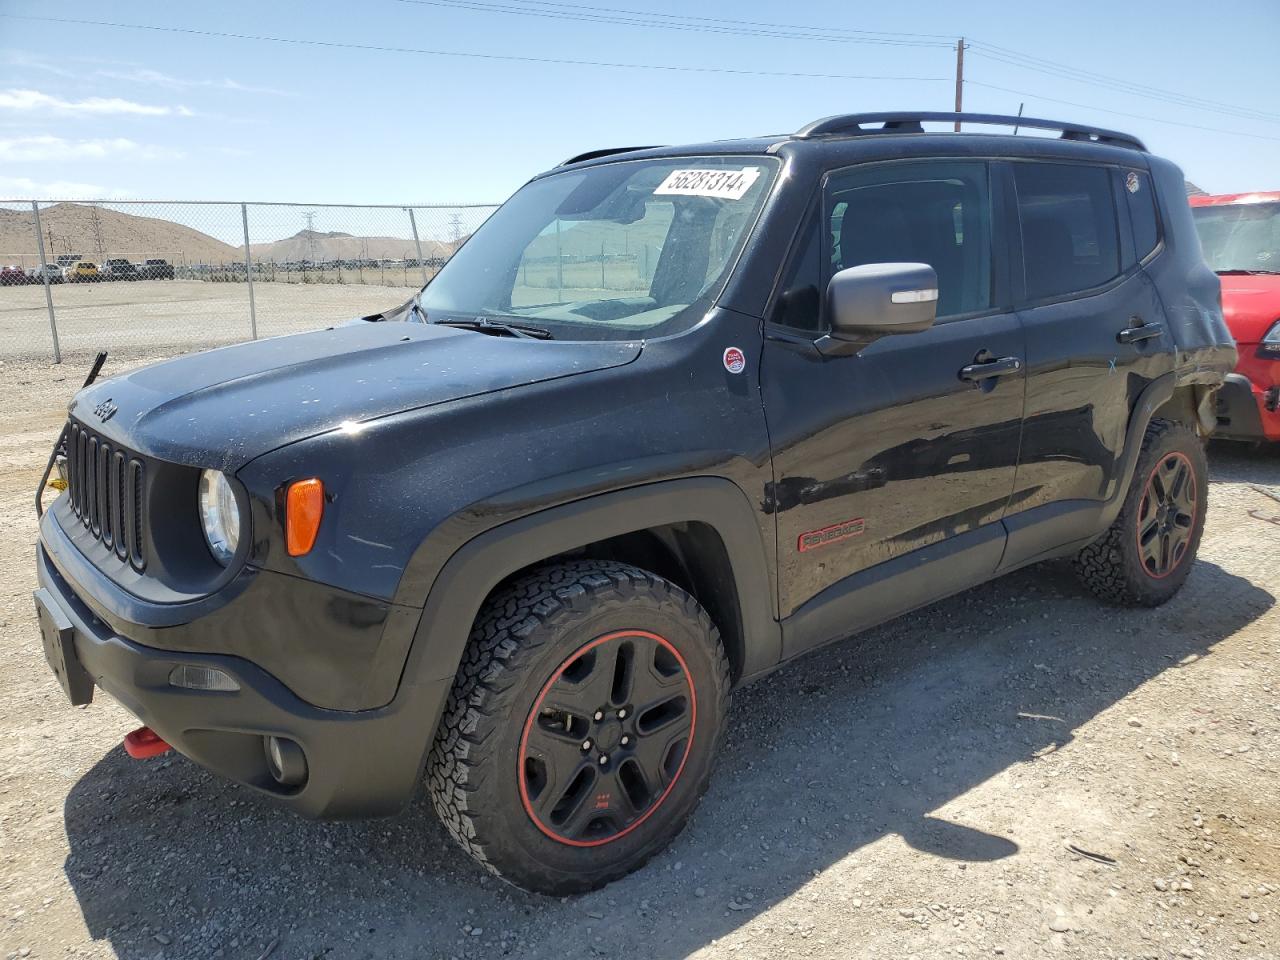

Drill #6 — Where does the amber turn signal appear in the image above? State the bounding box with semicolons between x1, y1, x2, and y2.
286;478;324;556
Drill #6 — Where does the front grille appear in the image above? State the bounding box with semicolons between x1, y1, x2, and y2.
64;422;145;569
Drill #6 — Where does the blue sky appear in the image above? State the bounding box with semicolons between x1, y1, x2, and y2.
0;0;1277;205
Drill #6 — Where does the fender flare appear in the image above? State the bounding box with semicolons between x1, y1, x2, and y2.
400;477;781;699
1101;371;1176;526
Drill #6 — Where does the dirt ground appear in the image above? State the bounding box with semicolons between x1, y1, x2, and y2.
0;351;1277;960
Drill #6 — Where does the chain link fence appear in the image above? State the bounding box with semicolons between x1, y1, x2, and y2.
0;200;498;363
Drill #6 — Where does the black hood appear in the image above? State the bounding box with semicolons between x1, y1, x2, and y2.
70;321;641;471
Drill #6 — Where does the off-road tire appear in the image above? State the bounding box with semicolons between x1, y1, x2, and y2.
1074;419;1207;606
427;559;731;895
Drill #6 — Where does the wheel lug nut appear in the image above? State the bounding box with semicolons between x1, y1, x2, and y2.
593;710;604;721
598;754;609;766
617;708;628;720
620;735;630;746
581;739;592;751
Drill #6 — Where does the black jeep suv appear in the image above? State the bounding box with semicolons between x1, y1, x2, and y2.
34;112;1235;894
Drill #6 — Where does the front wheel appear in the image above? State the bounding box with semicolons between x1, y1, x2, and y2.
427;560;730;895
1074;419;1208;606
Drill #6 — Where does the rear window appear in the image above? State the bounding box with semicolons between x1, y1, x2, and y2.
1014;162;1121;301
1123;171;1160;260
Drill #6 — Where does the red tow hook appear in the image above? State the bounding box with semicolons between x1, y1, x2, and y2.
123;726;172;759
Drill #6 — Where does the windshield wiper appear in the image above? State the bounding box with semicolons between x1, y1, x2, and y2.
434;317;555;340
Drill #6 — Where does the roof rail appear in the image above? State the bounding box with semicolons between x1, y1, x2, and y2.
560;145;663;166
794;112;1146;151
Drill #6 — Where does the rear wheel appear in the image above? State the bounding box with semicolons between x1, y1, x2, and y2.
427;560;730;894
1074;419;1207;606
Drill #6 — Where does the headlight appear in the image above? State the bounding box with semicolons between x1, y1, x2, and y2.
1263;321;1280;344
198;469;241;564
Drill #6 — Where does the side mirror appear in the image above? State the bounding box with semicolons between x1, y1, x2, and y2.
817;262;938;356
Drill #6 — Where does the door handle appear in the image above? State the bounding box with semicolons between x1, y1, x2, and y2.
959;356;1022;381
1117;321;1164;344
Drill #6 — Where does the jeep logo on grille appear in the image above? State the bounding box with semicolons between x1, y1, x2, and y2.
92;398;117;422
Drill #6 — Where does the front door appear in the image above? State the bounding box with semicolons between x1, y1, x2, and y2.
760;159;1027;649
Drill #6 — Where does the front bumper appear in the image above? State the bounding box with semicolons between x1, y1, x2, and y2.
1214;372;1278;442
36;543;450;818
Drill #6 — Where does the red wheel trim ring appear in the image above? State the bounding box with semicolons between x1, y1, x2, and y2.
1136;451;1197;581
517;629;697;848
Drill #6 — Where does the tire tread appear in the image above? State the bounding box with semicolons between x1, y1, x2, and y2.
427;559;730;892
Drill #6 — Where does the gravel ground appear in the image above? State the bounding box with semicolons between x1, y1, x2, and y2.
0;281;414;363
0;352;1277;960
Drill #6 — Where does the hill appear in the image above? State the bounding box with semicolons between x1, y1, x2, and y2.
245;229;456;263
0;202;239;265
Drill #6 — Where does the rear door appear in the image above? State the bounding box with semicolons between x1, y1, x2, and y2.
761;158;1026;643
1001;159;1171;567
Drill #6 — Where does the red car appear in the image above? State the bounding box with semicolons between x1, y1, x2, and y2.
0;265;27;286
1190;191;1280;443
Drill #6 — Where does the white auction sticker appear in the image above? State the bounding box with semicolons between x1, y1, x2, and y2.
655;167;762;201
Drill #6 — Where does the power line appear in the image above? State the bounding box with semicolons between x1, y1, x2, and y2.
498;0;959;41
967;44;1280;126
392;0;956;47
965;80;1280;143
394;0;1280;126
0;14;951;84
6;11;1278;145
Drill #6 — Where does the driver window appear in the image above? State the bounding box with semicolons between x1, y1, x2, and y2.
826;160;993;320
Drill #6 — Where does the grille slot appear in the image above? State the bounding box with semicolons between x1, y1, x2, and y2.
65;422;145;570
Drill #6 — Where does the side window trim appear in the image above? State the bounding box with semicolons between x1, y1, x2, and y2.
991;160;1022;309
763;182;823;334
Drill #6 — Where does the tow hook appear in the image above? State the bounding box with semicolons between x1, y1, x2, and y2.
123;726;172;759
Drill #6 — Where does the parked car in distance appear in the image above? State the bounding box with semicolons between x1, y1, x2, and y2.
139;258;175;280
100;258;141;281
34;112;1236;896
65;261;99;283
0;265;28;285
27;264;64;284
1190;191;1280;442
54;254;82;270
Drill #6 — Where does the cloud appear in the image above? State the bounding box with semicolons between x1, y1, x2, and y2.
0;135;182;162
96;68;293;97
0;88;192;116
0;49;76;78
0;175;129;199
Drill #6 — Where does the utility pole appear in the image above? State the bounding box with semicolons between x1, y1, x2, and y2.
954;37;966;131
89;204;106;261
303;210;318;264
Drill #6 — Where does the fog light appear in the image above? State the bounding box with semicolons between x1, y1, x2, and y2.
264;736;308;787
168;664;240;692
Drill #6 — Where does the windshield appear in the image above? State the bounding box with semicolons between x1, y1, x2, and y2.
1192;202;1280;273
417;156;778;340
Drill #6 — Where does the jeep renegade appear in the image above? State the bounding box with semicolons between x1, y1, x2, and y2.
35;112;1236;894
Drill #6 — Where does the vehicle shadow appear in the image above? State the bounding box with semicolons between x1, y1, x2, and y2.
61;557;1272;960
